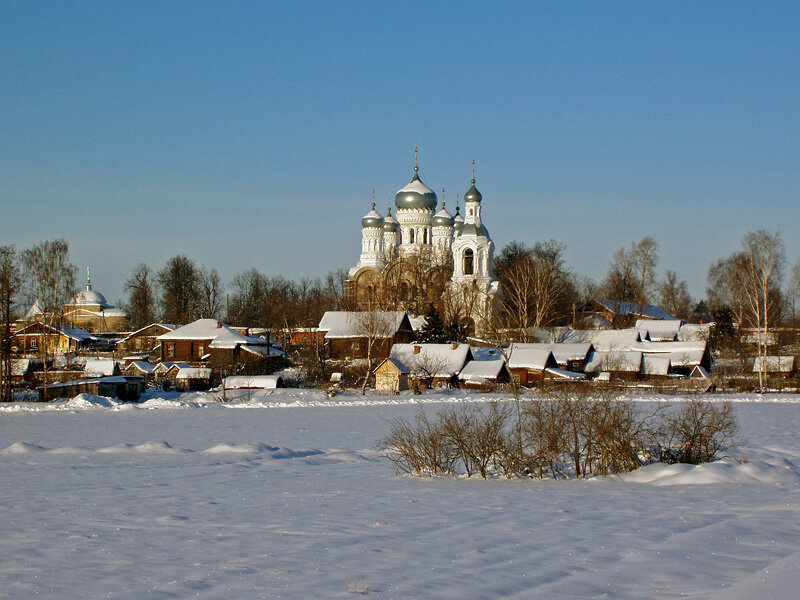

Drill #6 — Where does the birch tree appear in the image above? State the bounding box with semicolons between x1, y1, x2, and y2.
20;240;77;395
740;230;785;389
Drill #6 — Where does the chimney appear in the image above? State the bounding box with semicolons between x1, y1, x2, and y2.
216;321;222;329
413;345;421;354
452;343;458;350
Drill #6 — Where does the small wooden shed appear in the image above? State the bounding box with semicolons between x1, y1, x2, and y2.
374;357;409;393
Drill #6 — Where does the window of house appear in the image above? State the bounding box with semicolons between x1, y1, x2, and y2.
167;344;174;357
464;249;474;275
198;344;204;357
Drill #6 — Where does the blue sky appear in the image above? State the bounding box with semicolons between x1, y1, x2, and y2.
2;1;798;305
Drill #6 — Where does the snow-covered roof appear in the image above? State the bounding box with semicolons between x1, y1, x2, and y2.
159;319;279;354
642;355;671;376
469;346;504;361
224;375;284;389
22;300;44;321
408;315;426;332
84;358;119;377
560;329;642;351
125;361;155;374
597;299;674;320
636;319;682;342
506;345;557;371
507;343;592;366
241;345;285;358
633;341;707;368
117;323;176;343
742;331;779;346
45;376;130;388
374;357;410;374
398;178;434;195
584;350;643;373
753;356;796;373
175;367;212;380
458;359;507;382
160;319;237;341
10;358;32;377
390;343;472;378
319;311;410;339
691;365;711;380
70;288;111;308
61;325;95;342
153;362;191;374
544;367;586;380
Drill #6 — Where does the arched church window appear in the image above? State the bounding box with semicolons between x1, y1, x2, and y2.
423;229;428;244
409;229;415;244
464;249;474;275
469;208;473;216
401;281;410;301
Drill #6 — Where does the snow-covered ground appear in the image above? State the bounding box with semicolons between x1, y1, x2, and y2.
1;390;799;599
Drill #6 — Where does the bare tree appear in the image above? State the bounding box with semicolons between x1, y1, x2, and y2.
158;255;200;325
601;237;659;321
404;350;449;390
0;246;21;402
351;310;397;394
124;263;158;328
659;270;693;320
20;240;77;395
494;240;573;340
197;267;224;319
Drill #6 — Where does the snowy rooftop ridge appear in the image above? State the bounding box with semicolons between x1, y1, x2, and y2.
390;343;473;378
319;311;410;339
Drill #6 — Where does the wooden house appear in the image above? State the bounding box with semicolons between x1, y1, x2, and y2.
116;323;176;355
158;319;284;370
12;322;94;354
753;356;797;379
584;350;643;381
506;345;559;386
174;367;213;391
373;358;409;393
318;312;416;360
39;375;144;402
458;359;511;389
389;343;473;387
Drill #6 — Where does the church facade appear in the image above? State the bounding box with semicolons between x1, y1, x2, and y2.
347;151;499;334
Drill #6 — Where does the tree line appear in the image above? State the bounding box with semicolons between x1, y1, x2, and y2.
2;229;798;397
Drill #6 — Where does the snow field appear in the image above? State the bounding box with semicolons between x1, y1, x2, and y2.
0;393;799;598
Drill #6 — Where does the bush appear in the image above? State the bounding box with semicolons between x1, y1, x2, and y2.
379;394;739;479
651;399;739;464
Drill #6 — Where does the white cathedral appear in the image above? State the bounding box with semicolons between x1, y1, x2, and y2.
347;149;500;333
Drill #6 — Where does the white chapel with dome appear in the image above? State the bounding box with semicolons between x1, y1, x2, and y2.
347;148;499;333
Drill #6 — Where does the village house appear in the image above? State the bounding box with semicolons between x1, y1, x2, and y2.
753;356;796;379
506;345;560;386
390;342;473;387
584;350;643;381
458;359;511;389
373;358;410;393
12;322;95;354
318;311;416;360
116;323;176;355
157;319;284;372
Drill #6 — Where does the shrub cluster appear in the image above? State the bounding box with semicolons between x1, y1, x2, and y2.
378;392;739;479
